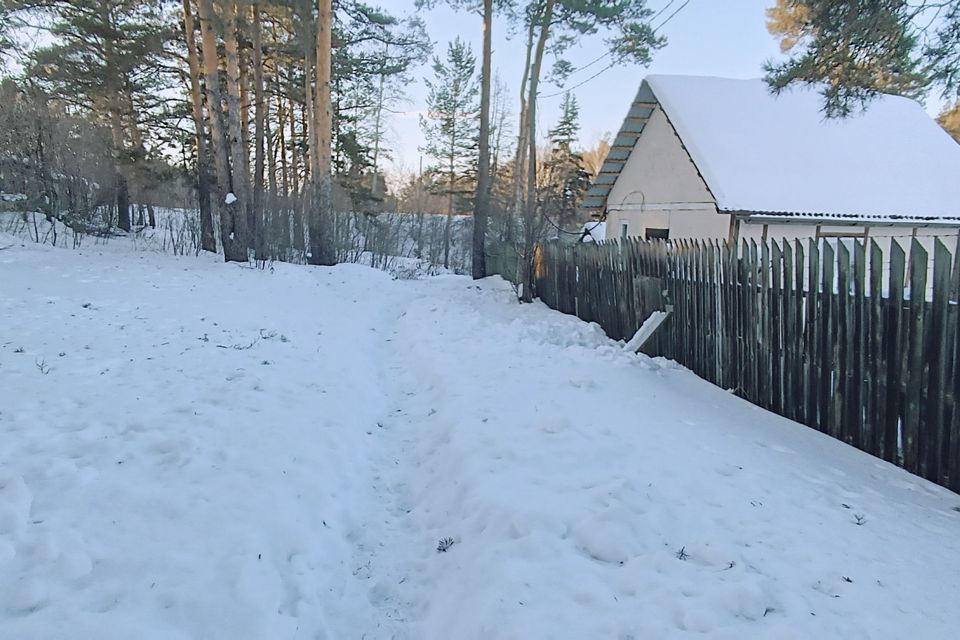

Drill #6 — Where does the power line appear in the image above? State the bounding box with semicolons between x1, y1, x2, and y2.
563;50;613;79
652;0;692;33
649;0;679;24
539;0;695;100
540;61;618;99
557;0;682;84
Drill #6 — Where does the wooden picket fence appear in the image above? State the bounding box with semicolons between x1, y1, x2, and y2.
532;237;960;492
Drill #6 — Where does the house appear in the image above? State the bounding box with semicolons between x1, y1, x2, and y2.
583;75;960;250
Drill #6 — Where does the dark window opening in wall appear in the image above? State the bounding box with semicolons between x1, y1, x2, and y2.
620;221;629;239
645;227;669;241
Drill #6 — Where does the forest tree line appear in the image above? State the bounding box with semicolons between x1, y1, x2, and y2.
2;1;958;287
0;0;666;287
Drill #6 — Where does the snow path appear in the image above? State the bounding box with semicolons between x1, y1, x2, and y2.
2;236;960;639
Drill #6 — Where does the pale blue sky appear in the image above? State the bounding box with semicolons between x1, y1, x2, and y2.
383;0;786;175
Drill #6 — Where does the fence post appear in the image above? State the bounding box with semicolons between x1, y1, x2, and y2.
771;240;783;415
867;239;885;458
928;239;952;485
836;241;852;444
852;240;867;450
903;239;928;475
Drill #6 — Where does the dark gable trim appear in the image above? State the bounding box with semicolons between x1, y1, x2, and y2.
583;81;657;213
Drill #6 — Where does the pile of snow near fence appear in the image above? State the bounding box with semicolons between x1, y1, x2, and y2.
1;232;960;639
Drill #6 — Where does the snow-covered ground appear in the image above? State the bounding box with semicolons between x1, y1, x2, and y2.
2;232;960;639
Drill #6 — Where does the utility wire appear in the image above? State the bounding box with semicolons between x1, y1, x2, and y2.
652;0;692;33
539;0;694;100
563;50;613;79
540;61;618;99
649;0;679;24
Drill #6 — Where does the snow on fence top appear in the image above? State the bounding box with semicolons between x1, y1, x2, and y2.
645;75;960;222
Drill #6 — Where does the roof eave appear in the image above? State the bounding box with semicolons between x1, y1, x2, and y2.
730;210;960;227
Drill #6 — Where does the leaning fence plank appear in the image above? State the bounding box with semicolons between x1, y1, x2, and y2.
696;241;706;379
770;241;783;415
745;240;758;402
903;240;928;476
721;243;734;391
820;241;836;436
868;240;885;458
793;241;806;425
729;242;741;392
806;240;821;430
781;242;795;421
948;254;960;493
884;241;907;464
689;242;700;376
927;239;951;484
705;242;716;383
758;242;773;409
836;241;852;444
851;240;867;451
685;241;696;370
703;243;714;383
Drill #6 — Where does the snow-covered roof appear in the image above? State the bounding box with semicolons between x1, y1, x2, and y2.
589;75;960;223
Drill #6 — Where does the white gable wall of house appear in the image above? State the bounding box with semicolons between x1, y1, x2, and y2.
604;105;730;241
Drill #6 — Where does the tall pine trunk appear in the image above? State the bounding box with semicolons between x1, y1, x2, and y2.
288;77;299;198
309;0;336;266
290;97;304;252
508;21;535;243
369;43;390;204
251;1;266;258
222;0;251;261
444;151;454;270
181;0;216;252
521;0;555;302
111;114;131;233
197;0;242;261
278;94;289;197
472;0;493;279
298;2;314;258
99;0;130;232
126;112;149;227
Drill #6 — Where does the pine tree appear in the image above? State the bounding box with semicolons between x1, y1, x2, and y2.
310;0;336;266
542;92;590;231
416;0;508;278
764;0;960;116
514;0;665;301
548;91;579;150
332;4;428;208
180;0;216;253
419;37;480;269
3;0;174;232
0;79;114;232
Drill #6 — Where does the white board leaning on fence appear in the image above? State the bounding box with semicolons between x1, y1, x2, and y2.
622;310;670;353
